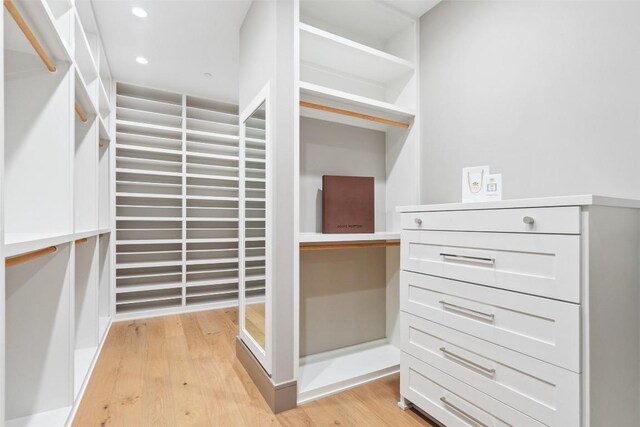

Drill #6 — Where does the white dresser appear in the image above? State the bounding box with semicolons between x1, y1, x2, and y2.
397;195;640;427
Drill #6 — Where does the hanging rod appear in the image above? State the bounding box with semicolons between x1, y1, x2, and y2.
75;102;88;122
300;101;410;129
4;0;57;73
5;246;57;267
75;238;88;245
300;241;400;251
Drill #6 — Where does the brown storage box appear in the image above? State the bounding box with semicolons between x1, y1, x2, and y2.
322;175;374;233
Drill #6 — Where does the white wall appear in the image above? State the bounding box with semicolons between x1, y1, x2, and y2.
420;1;640;203
299;117;386;233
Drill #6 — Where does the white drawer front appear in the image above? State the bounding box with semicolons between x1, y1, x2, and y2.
401;206;580;234
402;312;580;426
400;271;580;372
401;230;581;303
402;353;546;427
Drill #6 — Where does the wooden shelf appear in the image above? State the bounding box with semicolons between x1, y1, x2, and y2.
299;81;414;131
299;23;414;85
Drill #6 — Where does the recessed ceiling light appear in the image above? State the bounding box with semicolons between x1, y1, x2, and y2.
204;72;213;78
131;7;147;18
136;56;148;65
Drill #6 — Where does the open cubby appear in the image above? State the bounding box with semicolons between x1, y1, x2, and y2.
74;237;98;397
4;50;74;245
75;105;98;232
5;243;73;422
98;234;111;339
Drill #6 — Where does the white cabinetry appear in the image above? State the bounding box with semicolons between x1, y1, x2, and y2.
2;0;114;424
399;196;640;427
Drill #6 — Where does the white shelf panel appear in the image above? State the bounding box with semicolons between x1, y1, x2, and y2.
116;239;183;245
186;128;240;141
116;283;183;294
299;81;415;131
74;228;110;240
299;23;414;85
99;317;111;340
5;406;72;427
298;232;400;244
4;0;73;64
74;67;97;118
298;341;400;404
98;116;110;141
74;347;97;397
117;144;182;157
4;232;76;258
116;119;182;134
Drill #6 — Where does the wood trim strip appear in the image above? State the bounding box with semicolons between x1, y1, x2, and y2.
5;246;57;267
300;101;410;129
300;241;400;251
75;102;88;122
4;0;57;72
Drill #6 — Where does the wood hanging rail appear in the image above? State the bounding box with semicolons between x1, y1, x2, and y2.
4;0;57;73
75;238;88;245
300;101;410;129
300;241;400;251
5;246;57;267
75;102;88;122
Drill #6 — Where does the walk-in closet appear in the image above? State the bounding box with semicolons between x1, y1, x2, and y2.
4;0;640;426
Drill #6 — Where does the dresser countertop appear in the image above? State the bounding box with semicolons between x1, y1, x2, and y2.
397;194;640;213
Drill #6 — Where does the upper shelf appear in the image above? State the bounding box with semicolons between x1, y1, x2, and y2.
299;23;415;85
299;81;414;131
4;0;73;65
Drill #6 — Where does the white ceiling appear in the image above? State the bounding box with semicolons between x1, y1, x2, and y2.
89;0;440;102
90;0;251;102
380;0;442;17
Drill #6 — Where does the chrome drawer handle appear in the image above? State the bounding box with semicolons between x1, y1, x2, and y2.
414;218;422;225
523;216;535;225
440;397;490;427
440;347;496;376
439;300;495;321
440;253;495;265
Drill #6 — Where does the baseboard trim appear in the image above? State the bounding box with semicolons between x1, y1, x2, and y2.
235;337;297;413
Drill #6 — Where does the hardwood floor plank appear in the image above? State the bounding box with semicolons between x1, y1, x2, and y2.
74;308;433;426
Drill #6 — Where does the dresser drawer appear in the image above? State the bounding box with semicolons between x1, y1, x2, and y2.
401;206;580;234
401;353;546;427
401;229;581;303
400;271;580;372
402;312;580;426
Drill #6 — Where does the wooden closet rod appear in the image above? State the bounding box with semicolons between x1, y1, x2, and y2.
5;246;57;267
75;238;88;245
4;0;57;73
75;103;88;122
300;101;410;129
300;241;400;251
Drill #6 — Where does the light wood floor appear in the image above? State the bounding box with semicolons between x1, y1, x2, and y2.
74;307;433;426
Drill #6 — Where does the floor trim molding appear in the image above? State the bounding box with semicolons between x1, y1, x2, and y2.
235;337;297;413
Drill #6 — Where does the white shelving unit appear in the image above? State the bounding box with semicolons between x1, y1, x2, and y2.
2;0;115;425
296;0;420;403
115;83;263;318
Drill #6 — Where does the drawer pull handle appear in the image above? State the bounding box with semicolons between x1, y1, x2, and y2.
440;253;495;265
440;347;496;376
523;216;535;225
439;300;495;321
414;218;422;225
440;397;490;427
